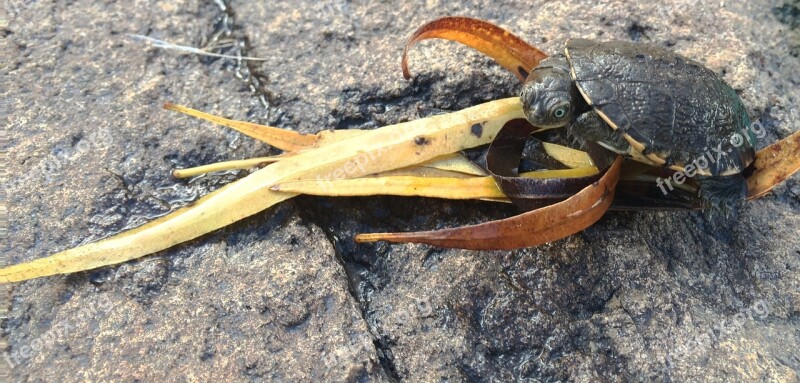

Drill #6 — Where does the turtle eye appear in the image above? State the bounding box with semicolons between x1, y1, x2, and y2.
552;104;570;119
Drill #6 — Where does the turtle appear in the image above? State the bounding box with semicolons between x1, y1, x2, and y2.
519;38;756;215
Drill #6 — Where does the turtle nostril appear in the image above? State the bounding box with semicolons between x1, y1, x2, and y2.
519;89;531;109
520;84;539;105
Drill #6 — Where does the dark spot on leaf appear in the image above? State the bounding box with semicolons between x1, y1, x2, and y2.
470;123;484;138
414;136;430;146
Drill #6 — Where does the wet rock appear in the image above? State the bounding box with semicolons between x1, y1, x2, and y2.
3;0;799;381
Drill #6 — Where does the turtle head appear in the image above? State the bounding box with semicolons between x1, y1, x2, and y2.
520;60;579;129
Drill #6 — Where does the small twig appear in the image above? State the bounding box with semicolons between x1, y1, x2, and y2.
124;34;268;61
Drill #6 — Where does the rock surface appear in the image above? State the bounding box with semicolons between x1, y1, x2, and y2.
2;0;799;381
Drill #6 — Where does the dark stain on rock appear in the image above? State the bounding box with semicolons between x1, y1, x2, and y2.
627;21;655;42
773;1;800;29
414;136;431;146
470;123;484;138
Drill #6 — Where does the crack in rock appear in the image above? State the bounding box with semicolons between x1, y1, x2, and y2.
294;196;401;381
208;0;275;114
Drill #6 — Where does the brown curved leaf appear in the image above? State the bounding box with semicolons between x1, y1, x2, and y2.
355;156;622;250
402;16;548;81
746;130;800;200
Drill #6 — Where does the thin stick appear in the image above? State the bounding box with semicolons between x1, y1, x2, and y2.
172;157;280;178
125;34;269;61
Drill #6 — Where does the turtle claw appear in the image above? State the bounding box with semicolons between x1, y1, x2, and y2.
697;175;747;222
565;124;589;148
701;197;740;226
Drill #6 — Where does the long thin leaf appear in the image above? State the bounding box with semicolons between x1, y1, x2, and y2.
163;103;319;151
168;104;484;177
355;156;622;249
0;98;526;283
273;175;507;200
747;130;800;200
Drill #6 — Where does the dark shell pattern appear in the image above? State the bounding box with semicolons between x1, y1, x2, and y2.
564;38;755;176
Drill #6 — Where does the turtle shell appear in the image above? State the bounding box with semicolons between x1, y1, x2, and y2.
564;38;755;176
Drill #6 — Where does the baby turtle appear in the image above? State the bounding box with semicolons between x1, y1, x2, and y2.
520;39;756;214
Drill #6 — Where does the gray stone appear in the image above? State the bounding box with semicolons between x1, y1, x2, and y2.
2;0;799;381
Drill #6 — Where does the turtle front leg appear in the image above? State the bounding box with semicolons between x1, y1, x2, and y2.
569;110;630;155
696;174;747;220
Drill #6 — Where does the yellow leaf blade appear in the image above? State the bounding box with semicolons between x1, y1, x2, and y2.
541;142;595;169
419;153;487;176
0;98;526;283
747;130;800;200
164;102;317;151
273;175;506;200
520;167;599;179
